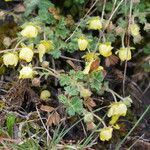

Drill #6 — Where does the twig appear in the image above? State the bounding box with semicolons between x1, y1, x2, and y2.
123;0;133;96
65;0;99;42
60;55;84;62
0;48;21;54
36;106;51;141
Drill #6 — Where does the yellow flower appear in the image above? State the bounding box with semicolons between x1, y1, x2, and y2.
116;47;133;61
99;42;113;57
19;66;33;79
78;37;88;51
3;53;18;67
99;126;113;141
109;115;120;125
38;40;54;62
82;52;99;62
107;102;127;118
83;59;103;74
21;25;39;38
83;60;93;74
130;24;140;37
40;90;51;100
88;17;102;30
19;47;34;62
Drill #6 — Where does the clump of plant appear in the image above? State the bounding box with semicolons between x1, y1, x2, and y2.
0;0;150;148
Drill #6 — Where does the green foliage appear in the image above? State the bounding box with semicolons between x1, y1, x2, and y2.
55;18;70;39
87;71;105;94
6;113;16;137
60;70;84;97
143;43;150;55
24;0;40;17
24;0;54;24
58;95;83;116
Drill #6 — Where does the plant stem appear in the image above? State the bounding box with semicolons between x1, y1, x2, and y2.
33;67;60;79
115;105;150;150
93;114;106;127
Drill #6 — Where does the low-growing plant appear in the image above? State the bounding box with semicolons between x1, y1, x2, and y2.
0;0;150;148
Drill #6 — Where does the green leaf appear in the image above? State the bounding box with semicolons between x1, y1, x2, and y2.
60;74;72;86
143;43;150;55
49;49;61;59
6;113;16;136
58;95;83;116
88;71;104;94
64;85;79;96
68;96;83;116
24;0;40;17
55;18;70;39
58;95;69;106
38;0;54;24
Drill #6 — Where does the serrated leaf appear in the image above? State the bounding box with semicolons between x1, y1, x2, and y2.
67;96;83;116
60;75;71;86
58;95;69;106
24;0;40;17
49;49;61;59
64;85;79;96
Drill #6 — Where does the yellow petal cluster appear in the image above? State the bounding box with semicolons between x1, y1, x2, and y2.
99;42;113;57
88;17;102;30
19;47;34;62
130;24;140;37
19;66;33;79
107;102;127;117
38;40;54;62
21;25;39;38
82;52;99;62
116;47;132;61
40;90;51;100
78;37;88;51
99;126;113;141
3;53;18;67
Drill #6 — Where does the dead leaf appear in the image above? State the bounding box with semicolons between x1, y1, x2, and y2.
46;111;60;126
86;122;96;131
14;4;25;13
40;105;54;113
105;55;119;67
89;58;100;73
84;98;96;110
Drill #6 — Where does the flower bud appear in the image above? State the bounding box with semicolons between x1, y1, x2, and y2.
41;61;49;68
21;25;39;38
84;112;93;123
78;37;88;51
107;101;127;117
32;78;40;87
19;47;34;62
88;17;102;30
40;90;51;100
99;126;113;141
130;24;140;37
3;52;18;67
3;37;12;47
38;40;54;62
116;47;132;61
99;42;113;57
80;88;92;98
19;66;33;79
